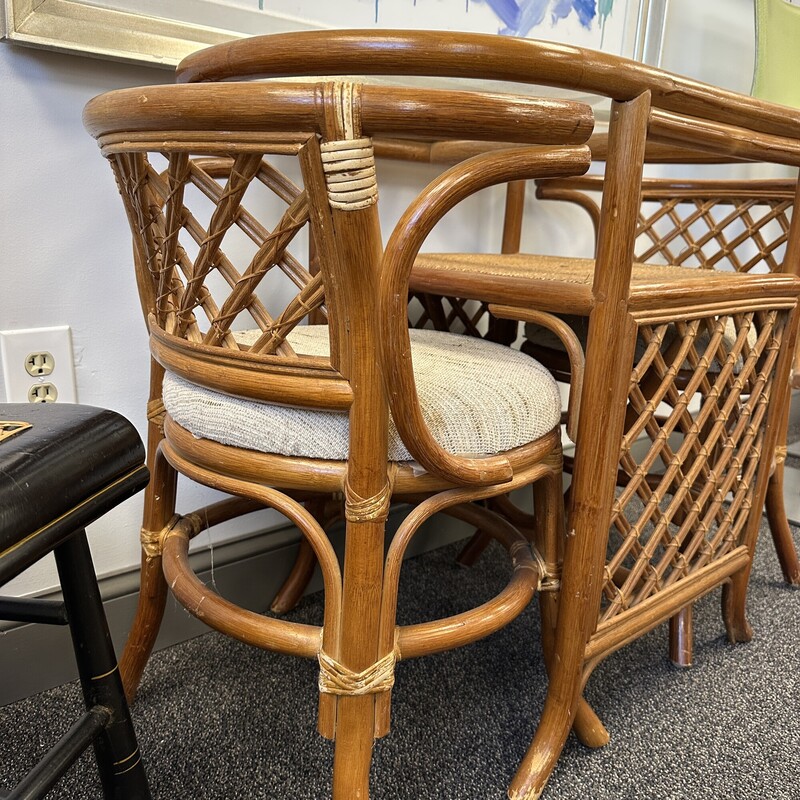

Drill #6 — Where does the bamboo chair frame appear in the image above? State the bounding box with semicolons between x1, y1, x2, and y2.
529;171;800;585
85;76;595;798
87;31;800;800
168;31;800;799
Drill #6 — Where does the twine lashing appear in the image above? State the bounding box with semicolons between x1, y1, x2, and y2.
140;514;181;559
344;478;392;523
318;648;397;696
147;398;166;430
320;137;378;211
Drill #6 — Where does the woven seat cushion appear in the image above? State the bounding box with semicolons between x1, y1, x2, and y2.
162;326;562;462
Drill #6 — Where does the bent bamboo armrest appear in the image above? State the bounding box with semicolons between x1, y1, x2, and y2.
381;144;592;487
490;305;584;441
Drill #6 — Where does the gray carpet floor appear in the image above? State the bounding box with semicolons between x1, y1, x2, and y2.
2;518;800;799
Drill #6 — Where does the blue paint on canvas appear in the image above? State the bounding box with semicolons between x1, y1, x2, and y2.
257;0;616;40
482;0;613;37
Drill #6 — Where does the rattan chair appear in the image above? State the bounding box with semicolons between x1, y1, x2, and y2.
168;31;800;799
419;167;800;662
519;171;800;660
85;76;597;797
405;25;800;654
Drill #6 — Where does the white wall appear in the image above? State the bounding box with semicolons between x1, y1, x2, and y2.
0;0;774;595
661;0;756;93
1;45;163;593
0;45;281;594
0;39;513;596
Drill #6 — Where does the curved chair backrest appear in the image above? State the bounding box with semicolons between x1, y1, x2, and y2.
84;79;592;485
176;29;800;141
753;0;800;107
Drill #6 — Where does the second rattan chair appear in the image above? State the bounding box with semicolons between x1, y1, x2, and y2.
168;31;800;799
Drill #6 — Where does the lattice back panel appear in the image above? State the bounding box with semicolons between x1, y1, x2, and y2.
635;192;793;274
112;150;324;358
599;306;791;621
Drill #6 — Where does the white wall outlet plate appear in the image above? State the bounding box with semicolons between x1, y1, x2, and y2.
0;326;78;403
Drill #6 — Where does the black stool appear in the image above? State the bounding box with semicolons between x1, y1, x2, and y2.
0;404;151;800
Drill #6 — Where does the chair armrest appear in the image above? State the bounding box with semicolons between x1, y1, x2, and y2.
381;144;591;486
490;305;584;442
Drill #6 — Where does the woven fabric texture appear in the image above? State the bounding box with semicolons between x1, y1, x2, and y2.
162;326;562;461
413;252;713;285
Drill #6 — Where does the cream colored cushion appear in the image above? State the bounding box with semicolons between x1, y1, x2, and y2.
162;326;562;462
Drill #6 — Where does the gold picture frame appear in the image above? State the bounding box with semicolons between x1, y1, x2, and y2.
1;0;669;70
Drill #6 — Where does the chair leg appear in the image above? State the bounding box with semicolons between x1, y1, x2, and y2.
764;380;800;585
455;529;493;567
721;574;754;644
533;468;609;750
508;646;586;800
119;553;170;702
669;605;693;667
765;455;800;585
332;695;376;800
120;442;177;701
270;538;318;614
270;497;331;614
331;502;386;800
54;531;151;800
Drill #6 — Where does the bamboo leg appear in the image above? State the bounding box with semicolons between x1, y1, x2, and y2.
533;471;560;681
575;701;610;749
534;467;610;750
332;694;375;800
768;184;800;586
721;577;754;644
455;529;493;567
331;513;384;800
508;588;592;800
509;502;615;798
510;94;649;799
722;307;800;644
765;457;800;585
669;606;694;667
120;439;177;701
765;386;800;584
271;537;318;614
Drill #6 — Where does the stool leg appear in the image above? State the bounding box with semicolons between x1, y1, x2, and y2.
54;530;151;800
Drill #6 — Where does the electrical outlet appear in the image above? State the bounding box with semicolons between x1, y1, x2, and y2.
25;352;55;377
28;383;58;403
0;326;78;403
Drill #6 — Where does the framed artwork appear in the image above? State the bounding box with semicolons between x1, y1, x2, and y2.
2;0;669;69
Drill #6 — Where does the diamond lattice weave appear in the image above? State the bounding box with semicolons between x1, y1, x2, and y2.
162;326;562;461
